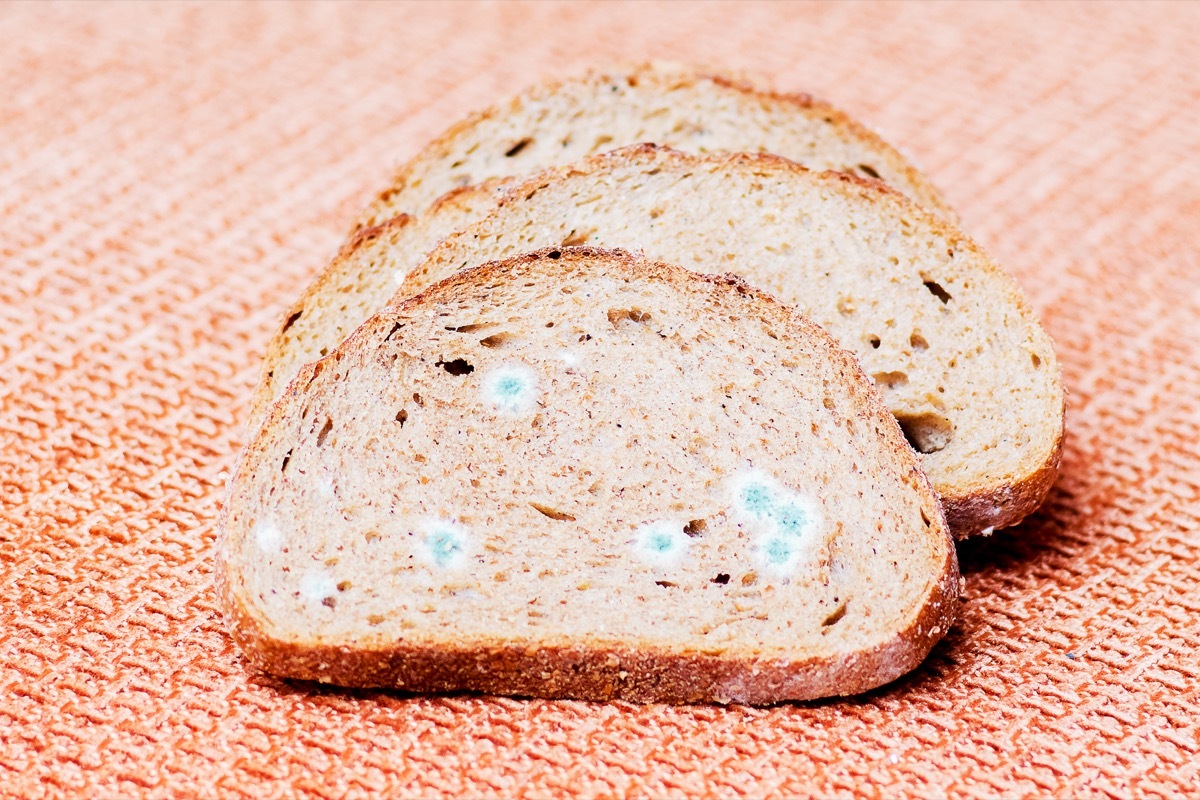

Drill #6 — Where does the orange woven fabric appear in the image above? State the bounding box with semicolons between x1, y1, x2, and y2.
3;1;1197;797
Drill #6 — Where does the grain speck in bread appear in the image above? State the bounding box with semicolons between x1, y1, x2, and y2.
402;146;1065;537
355;61;953;231
219;249;959;705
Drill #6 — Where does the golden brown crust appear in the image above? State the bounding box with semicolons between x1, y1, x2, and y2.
222;247;960;705
351;62;954;233
943;389;1066;537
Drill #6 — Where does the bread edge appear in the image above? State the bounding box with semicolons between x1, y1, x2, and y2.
351;61;954;232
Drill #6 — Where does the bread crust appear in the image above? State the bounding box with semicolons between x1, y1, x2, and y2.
220;248;960;705
352;62;953;232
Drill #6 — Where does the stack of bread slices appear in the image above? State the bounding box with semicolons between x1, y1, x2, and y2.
219;63;1064;705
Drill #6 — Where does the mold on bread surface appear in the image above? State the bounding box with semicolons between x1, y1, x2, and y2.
402;146;1065;537
220;249;958;705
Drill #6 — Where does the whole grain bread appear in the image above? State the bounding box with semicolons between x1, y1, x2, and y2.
219;249;959;705
401;146;1064;537
354;62;953;231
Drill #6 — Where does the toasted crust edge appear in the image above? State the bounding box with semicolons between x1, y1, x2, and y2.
352;62;953;233
219;247;960;705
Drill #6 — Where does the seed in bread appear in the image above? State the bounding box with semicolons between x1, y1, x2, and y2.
219;249;959;705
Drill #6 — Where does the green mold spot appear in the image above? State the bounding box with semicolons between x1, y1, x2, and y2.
740;481;775;517
494;374;525;399
762;535;795;567
774;499;809;537
428;531;461;565
634;521;690;566
424;524;467;568
648;531;676;553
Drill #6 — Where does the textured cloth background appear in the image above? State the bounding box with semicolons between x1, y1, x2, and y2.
3;2;1198;797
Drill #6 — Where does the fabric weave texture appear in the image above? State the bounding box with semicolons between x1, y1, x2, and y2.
2;2;1197;797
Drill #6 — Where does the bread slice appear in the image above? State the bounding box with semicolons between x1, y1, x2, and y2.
220;248;959;705
402;146;1065;537
354;62;953;231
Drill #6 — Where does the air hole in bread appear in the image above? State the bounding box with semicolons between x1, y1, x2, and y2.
648;207;663;219
910;332;929;351
822;600;849;627
593;134;614;149
741;572;758;587
531;503;576;522
921;277;953;304
872;371;909;389
479;332;516;349
837;297;856;316
321;596;337;610
683;518;707;537
281;310;302;333
1031;352;1042;368
607;308;652;327
504;137;532;158
412;392;424;406
280;448;292;473
384;323;403;342
858;163;882;180
868;334;881;349
896;411;954;454
654;580;677;588
437;358;475;376
316;419;333;447
395;409;408;427
337;581;352;592
710;573;731;585
547;250;562;260
920;507;932;527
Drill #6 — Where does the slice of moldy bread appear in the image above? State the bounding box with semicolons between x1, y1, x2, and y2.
354;61;953;232
219;249;959;705
401;146;1065;538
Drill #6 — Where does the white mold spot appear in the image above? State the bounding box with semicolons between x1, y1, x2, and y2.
729;471;822;575
300;571;338;603
418;519;470;569
485;364;537;413
317;474;335;498
632;520;691;567
558;349;580;368
254;521;282;553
